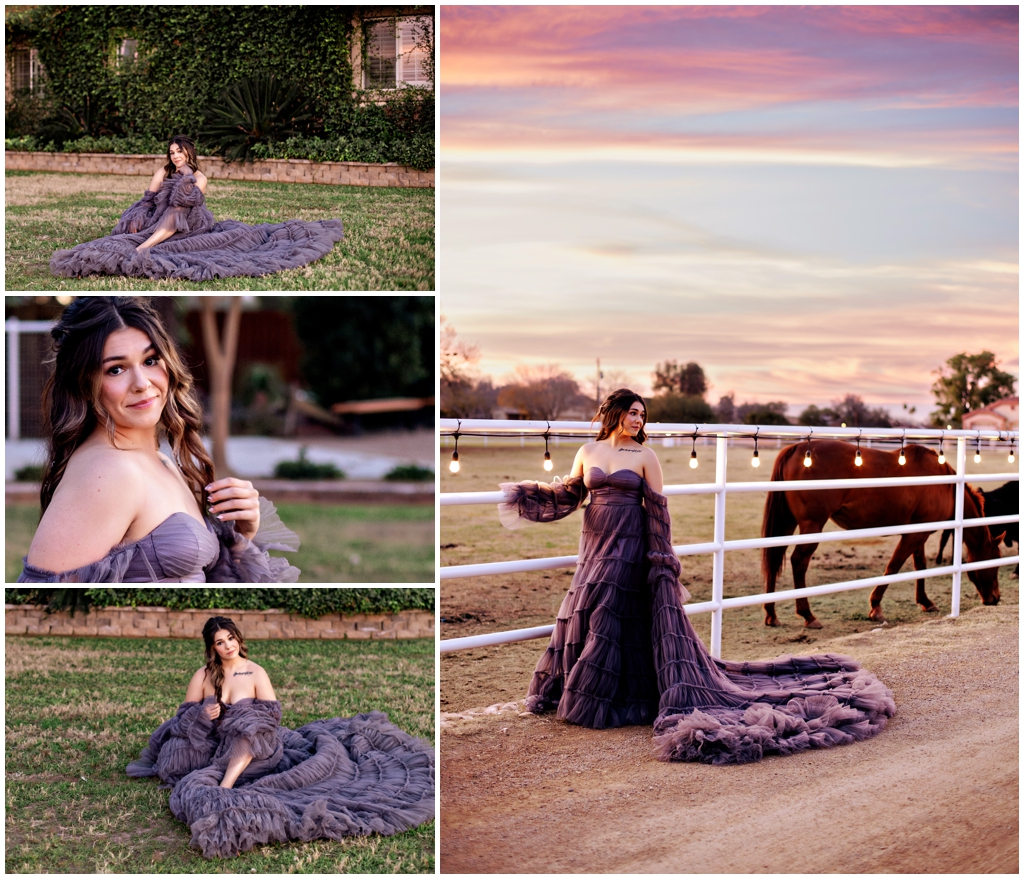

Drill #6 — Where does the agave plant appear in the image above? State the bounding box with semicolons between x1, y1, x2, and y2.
202;74;313;162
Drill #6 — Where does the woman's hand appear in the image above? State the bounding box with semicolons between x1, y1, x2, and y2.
206;478;261;540
203;701;222;721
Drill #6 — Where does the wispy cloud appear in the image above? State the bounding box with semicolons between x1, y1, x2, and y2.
440;7;1019;415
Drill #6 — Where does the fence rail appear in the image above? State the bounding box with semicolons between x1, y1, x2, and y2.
440;421;1019;658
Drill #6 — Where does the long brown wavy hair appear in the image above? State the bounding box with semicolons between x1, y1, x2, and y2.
593;388;648;444
39;296;215;513
202;616;248;703
163;134;199;177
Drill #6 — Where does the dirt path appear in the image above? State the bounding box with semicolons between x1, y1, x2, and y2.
441;604;1018;873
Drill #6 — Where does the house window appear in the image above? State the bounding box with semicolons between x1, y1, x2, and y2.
12;47;44;94
118;39;139;66
365;16;433;88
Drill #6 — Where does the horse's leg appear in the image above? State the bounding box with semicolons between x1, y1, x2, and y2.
789;528;823;629
912;541;938;612
869;534;918;622
936;528;951;565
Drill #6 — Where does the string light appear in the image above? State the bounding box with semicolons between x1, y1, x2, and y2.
973;434;982;464
751;428;760;468
937;431;945;465
1009;435;1016;464
854;431;863;467
897;431;906;466
542;425;553;472
689;430;699;469
449;422;461;474
803;433;812;468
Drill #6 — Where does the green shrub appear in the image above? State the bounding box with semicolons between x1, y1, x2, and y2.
13;464;45;482
202;74;313;163
4;587;435;617
272;447;344;480
384;464;434;482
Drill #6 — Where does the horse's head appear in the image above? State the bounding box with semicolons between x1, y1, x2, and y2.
964;486;1002;605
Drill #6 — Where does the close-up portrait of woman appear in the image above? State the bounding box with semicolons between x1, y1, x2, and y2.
17;295;300;583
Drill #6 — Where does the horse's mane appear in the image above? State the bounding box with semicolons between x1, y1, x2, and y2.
964;483;985;518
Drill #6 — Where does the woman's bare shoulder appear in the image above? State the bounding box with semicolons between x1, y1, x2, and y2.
63;442;145;487
194;169;208;183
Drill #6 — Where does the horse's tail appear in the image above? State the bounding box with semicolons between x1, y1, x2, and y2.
761;445;799;591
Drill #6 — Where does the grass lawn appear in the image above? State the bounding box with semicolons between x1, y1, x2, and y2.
5;171;434;291
6;502;435;584
5;635;435;873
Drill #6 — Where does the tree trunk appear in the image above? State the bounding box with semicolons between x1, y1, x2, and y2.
201;297;242;478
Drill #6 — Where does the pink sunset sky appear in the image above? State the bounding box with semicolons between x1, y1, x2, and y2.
439;5;1019;417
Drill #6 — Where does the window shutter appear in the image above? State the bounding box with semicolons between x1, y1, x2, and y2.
14;49;31;91
398;16;433;86
366;19;397;88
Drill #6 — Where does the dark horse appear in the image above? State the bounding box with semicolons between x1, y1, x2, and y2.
761;440;1003;628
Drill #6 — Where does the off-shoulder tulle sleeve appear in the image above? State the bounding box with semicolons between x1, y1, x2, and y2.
111;189;158;234
17;544;156;583
497;475;588;529
168;173;205;208
642;480;691;604
215;698;284;765
205;496;301;582
127;697;218;786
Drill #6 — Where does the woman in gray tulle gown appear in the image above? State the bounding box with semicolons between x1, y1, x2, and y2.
498;388;896;764
50;136;343;282
127;616;434;858
18;296;299;583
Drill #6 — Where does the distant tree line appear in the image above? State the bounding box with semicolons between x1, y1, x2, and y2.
441;322;1017;428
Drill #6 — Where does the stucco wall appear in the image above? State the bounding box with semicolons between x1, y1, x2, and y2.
4;151;434;188
4;604;435;640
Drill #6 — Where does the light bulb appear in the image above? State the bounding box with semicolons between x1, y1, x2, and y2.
855;451;863;467
973;452;981;464
751;450;760;468
689;451;699;469
543;451;553;472
803;451;812;468
898;453;906;466
937;452;945;464
1009;451;1016;464
449;451;460;473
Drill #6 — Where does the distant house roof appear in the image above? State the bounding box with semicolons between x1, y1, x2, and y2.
962;396;1019;431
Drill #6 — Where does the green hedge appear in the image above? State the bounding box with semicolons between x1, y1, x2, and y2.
4;587;435;618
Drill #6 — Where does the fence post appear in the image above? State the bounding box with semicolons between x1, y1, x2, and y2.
6;317;21;441
710;434;728;658
949;436;967;618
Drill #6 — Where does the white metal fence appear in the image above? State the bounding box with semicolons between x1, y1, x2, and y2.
439;420;1020;657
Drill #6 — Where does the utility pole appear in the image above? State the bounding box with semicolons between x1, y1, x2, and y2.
596;358;603;405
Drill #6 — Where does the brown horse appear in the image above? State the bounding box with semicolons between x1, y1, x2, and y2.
761;440;1003;627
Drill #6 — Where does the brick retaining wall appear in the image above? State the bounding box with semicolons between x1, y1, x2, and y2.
5;152;434;188
4;604;434;640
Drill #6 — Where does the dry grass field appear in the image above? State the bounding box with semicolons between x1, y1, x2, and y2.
440;438;1018;713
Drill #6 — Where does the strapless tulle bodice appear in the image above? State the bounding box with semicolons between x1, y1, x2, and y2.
584;467;644;505
19;512;218;583
18;497;301;583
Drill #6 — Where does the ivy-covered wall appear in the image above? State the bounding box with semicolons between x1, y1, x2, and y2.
5;587;436;618
5;5;420;139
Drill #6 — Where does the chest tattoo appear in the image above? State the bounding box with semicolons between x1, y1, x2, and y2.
233;671;253;676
